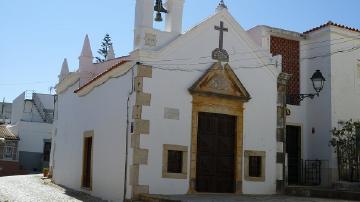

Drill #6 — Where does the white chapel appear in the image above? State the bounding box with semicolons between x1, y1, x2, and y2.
50;0;360;201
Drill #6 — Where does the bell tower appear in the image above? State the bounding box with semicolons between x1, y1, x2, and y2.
133;0;185;50
165;0;185;34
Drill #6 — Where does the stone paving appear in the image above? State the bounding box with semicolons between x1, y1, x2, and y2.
141;194;358;202
0;174;357;202
0;174;104;202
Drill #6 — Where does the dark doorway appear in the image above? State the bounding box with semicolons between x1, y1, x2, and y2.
82;136;93;189
43;142;51;162
286;125;301;185
196;112;236;193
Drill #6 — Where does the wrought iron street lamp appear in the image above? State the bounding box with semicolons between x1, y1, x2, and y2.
297;70;326;101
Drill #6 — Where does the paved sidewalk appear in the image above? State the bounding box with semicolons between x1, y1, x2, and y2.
0;174;104;202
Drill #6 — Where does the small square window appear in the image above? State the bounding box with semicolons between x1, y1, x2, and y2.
244;150;266;182
162;144;188;179
167;150;183;173
249;156;262;177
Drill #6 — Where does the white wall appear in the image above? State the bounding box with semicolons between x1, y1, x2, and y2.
329;28;360;169
36;93;55;110
11;92;25;124
139;11;279;195
17;121;52;153
330;28;360;125
53;70;134;201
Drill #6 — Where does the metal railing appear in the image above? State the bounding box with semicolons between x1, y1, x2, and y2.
288;159;322;186
301;160;322;186
337;146;360;182
32;93;54;124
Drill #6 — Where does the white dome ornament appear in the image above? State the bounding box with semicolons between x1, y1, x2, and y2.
216;0;228;12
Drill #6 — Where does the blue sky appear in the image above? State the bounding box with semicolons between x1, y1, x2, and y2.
1;0;359;101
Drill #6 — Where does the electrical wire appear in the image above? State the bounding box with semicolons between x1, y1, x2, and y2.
131;44;360;73
0;81;53;86
125;46;360;72
134;35;360;64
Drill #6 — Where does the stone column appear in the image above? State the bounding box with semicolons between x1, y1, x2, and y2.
130;64;152;199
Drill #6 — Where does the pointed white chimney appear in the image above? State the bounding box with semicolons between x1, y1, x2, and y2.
80;34;93;58
107;44;115;60
165;0;185;34
59;58;69;81
79;34;95;85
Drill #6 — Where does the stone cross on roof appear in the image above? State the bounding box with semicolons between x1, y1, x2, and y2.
212;21;229;62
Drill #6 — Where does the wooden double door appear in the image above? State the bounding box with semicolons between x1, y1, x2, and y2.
196;112;236;193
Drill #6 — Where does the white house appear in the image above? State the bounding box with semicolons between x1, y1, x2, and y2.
248;21;360;186
0;125;21;176
51;0;360;201
0;102;12;125
11;91;54;172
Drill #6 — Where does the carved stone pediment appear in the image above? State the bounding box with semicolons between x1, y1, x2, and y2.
189;62;251;101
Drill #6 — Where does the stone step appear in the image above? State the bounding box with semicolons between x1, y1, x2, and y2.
139;194;180;202
286;186;360;201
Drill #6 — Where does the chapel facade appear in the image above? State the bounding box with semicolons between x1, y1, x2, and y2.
50;0;360;201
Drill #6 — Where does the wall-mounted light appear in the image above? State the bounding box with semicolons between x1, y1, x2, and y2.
297;70;326;101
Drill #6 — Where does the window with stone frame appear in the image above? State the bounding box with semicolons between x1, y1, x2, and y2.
2;141;18;160
244;150;266;181
162;144;188;179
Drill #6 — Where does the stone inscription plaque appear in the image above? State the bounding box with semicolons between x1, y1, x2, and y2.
164;107;180;120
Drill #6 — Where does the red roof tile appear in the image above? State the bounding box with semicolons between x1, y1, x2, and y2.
74;60;129;93
304;21;360;34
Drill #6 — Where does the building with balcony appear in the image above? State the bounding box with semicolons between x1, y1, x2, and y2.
11;91;55;172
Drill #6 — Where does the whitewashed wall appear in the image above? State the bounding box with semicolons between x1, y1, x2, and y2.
329;28;360;172
36;93;55;110
11;92;25;124
330;28;360;127
17;121;52;153
53;70;134;201
138;11;279;195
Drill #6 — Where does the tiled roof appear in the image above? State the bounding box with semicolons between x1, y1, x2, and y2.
74;60;129;93
304;21;360;34
0;125;19;140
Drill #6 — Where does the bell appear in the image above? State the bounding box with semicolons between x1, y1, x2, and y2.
154;0;168;13
154;0;167;22
154;12;163;22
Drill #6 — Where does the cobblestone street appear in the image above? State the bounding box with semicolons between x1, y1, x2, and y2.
0;174;104;202
0;174;357;202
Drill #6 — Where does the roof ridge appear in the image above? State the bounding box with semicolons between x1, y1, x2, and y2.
304;21;360;34
74;60;129;93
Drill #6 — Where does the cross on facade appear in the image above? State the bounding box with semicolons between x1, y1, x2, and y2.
212;21;230;62
215;21;228;50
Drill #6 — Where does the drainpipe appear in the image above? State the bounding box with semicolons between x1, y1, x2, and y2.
123;63;136;201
